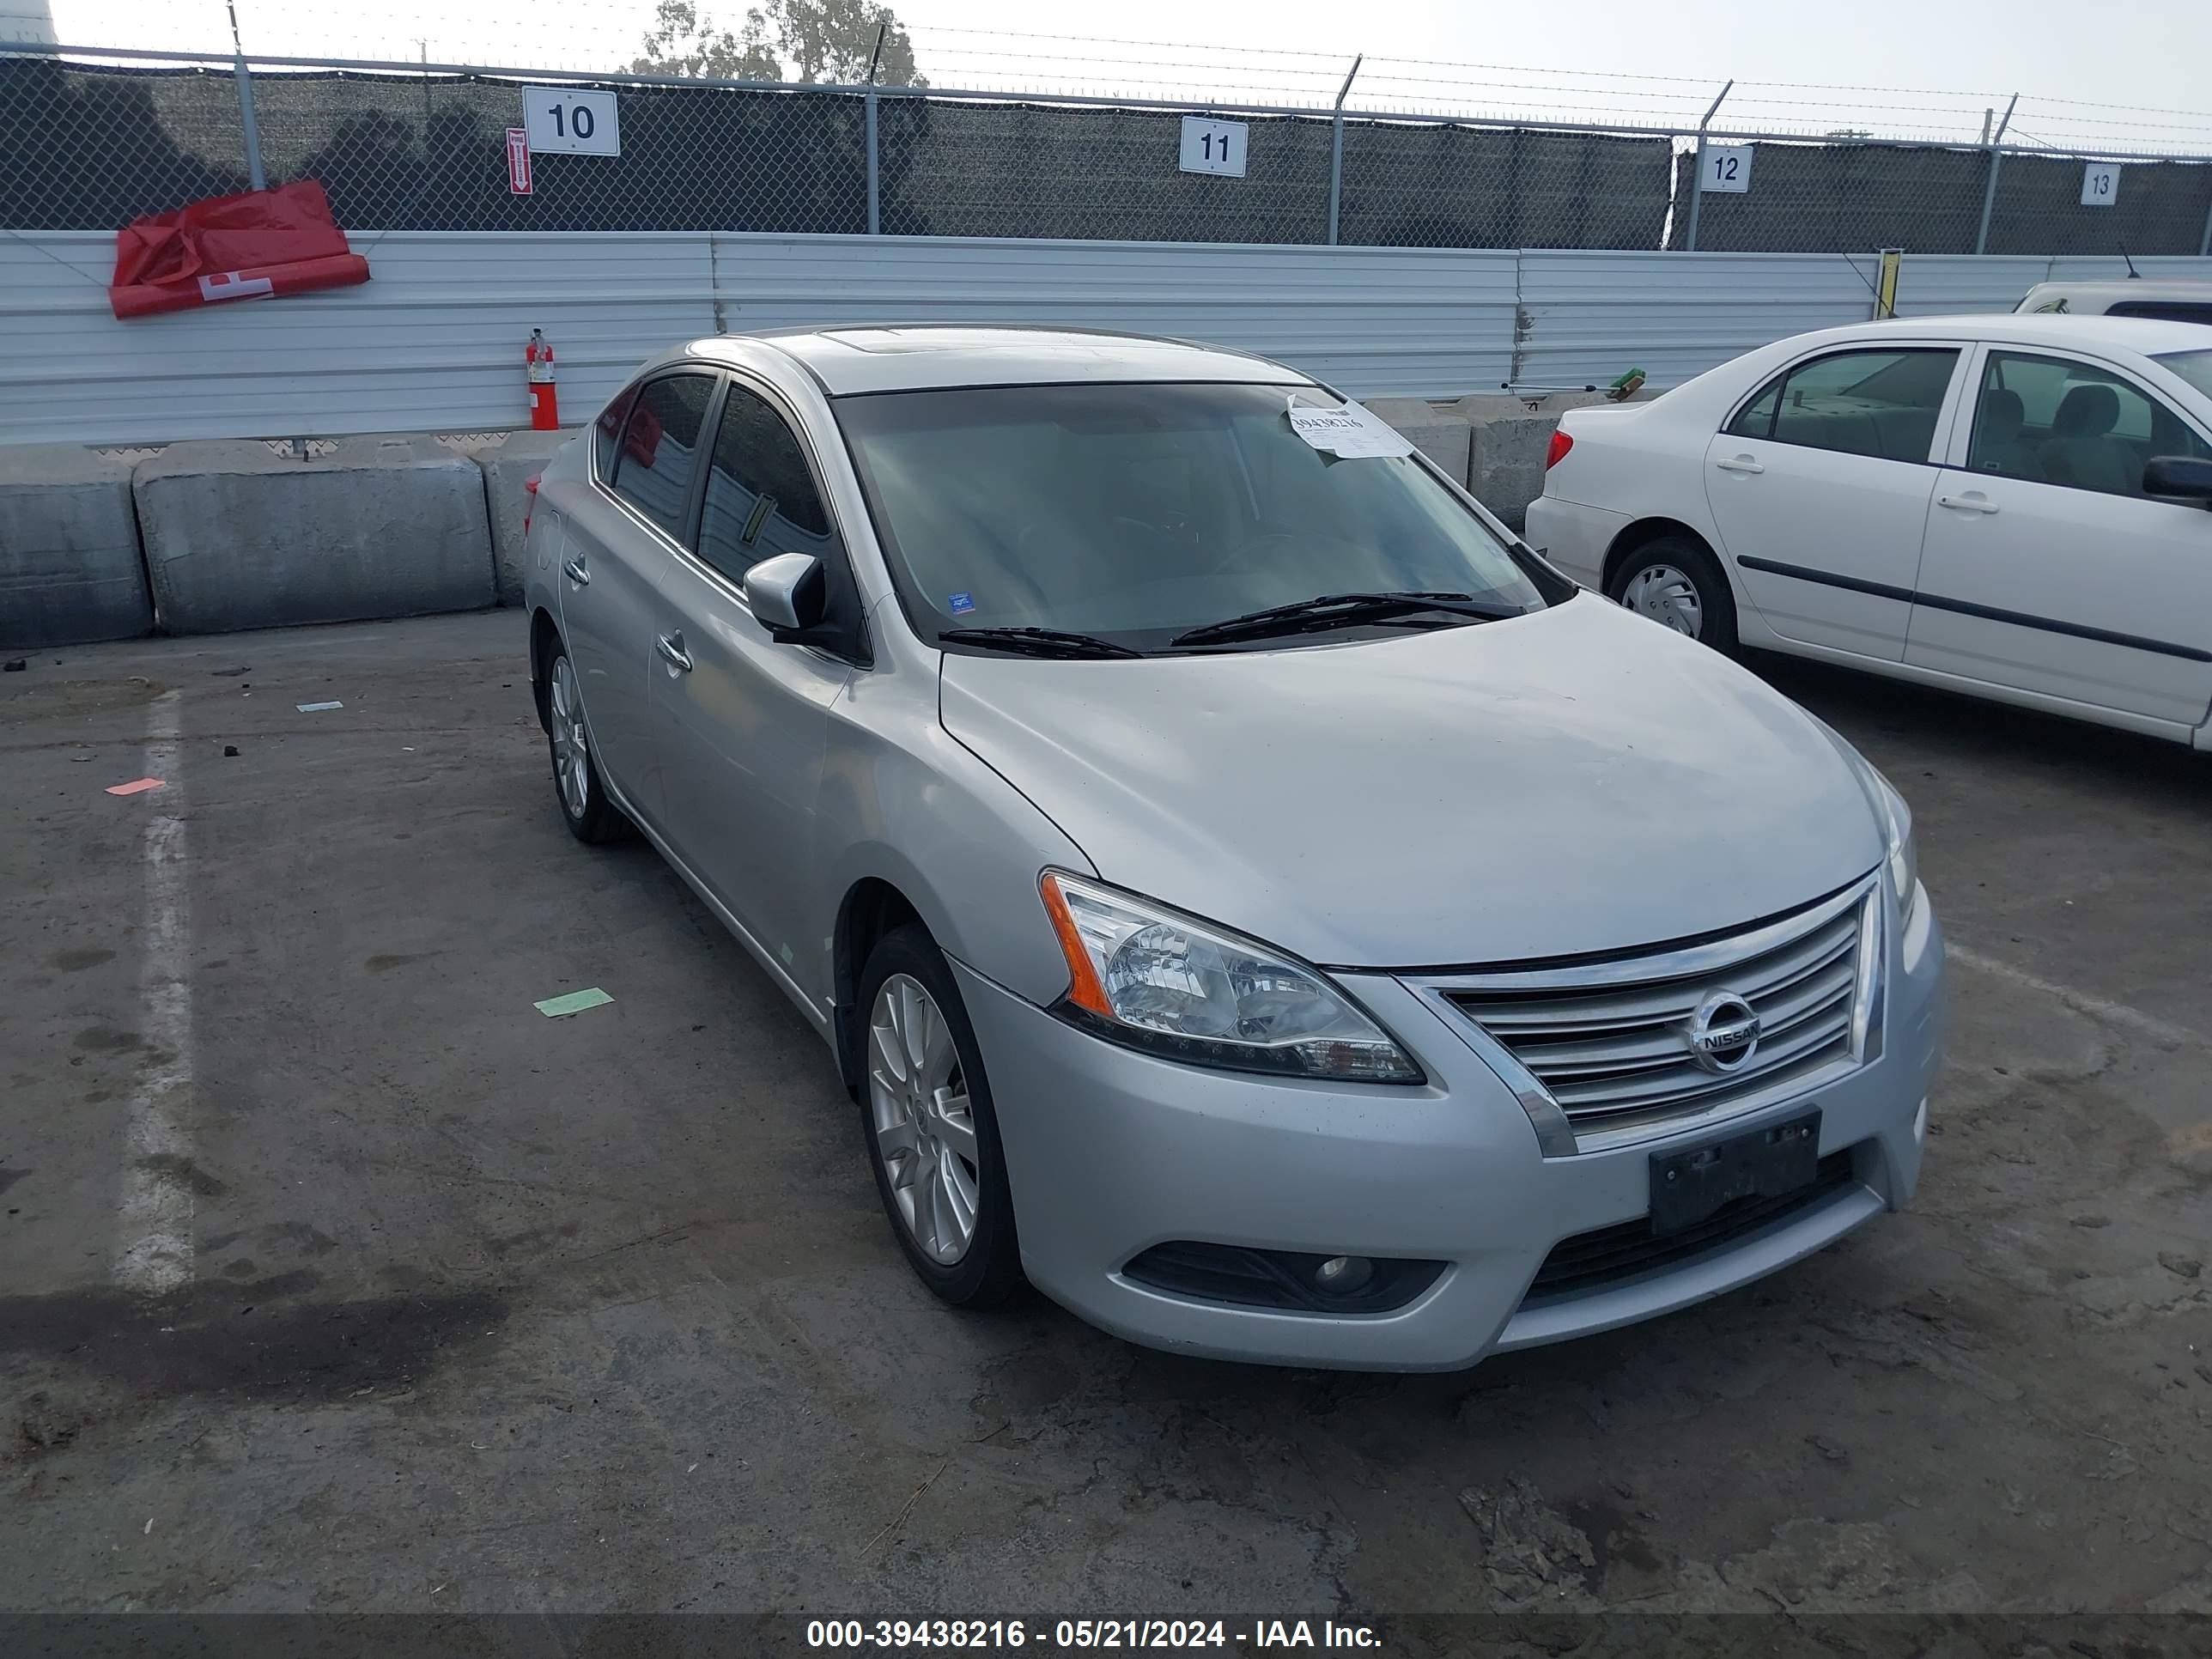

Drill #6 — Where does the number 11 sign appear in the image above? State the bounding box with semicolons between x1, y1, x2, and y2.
1180;117;1248;178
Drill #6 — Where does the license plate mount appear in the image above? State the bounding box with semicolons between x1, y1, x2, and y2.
1648;1110;1822;1237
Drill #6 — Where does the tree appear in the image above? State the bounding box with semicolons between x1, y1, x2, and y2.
632;0;926;87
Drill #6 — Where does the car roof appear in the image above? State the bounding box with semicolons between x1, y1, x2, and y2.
685;325;1310;396
1808;311;2212;356
2019;279;2212;307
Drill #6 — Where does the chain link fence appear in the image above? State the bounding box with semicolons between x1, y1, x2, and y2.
0;58;249;227
1336;122;1669;249
878;100;1330;243
1668;138;2212;254
6;46;2211;257
252;72;869;233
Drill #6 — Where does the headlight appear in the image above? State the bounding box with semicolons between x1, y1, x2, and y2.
1805;716;1922;925
1037;872;1422;1084
1869;769;1919;922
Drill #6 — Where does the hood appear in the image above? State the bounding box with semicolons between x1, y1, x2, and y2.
938;595;1883;969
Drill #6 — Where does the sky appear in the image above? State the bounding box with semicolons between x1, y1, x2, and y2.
9;0;2212;152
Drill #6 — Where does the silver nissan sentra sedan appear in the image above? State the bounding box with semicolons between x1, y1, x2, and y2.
521;325;1944;1371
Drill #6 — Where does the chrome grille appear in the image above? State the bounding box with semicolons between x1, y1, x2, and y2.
1428;879;1880;1147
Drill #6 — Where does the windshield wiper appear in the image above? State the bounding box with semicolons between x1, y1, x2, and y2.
1170;591;1519;648
939;626;1143;660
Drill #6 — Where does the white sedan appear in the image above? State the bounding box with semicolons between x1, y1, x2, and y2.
1527;314;2212;748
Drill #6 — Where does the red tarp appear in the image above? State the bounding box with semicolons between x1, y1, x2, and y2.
109;179;370;321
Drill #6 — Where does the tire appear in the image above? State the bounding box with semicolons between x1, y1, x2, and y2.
857;925;1024;1310
545;639;634;845
1607;535;1740;655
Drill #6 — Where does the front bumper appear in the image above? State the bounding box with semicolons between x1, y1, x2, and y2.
956;887;1943;1371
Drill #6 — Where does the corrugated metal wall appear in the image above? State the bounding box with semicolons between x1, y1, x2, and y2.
3;231;2208;448
2;230;717;445
0;231;1521;445
1513;252;1887;388
1892;253;2212;316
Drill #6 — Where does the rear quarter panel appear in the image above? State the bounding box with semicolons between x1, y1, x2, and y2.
1540;343;1800;593
521;438;588;623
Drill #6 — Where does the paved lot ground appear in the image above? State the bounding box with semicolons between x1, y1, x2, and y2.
3;611;2209;1637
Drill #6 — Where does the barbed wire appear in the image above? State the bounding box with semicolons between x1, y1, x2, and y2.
14;3;2212;153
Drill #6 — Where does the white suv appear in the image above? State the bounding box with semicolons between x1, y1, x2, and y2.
2015;280;2212;325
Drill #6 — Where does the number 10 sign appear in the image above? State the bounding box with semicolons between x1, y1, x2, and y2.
524;87;621;156
1180;117;1247;178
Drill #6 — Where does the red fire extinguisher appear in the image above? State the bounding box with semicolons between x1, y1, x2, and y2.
526;328;559;430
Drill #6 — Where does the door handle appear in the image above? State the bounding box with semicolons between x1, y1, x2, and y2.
562;557;591;586
1936;494;2000;514
1713;455;1765;474
656;633;694;672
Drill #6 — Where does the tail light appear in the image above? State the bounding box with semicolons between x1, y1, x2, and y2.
522;474;541;537
1545;429;1574;470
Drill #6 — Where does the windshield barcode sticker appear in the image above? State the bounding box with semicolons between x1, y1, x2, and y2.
1285;400;1415;459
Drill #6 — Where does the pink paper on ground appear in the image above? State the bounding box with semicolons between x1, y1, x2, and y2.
106;778;165;797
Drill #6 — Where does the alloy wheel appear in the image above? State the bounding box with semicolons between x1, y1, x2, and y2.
867;973;981;1265
550;654;591;820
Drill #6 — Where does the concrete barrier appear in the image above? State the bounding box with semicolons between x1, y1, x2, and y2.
1363;398;1474;489
1443;391;1655;533
462;428;578;606
0;447;153;650
135;437;496;635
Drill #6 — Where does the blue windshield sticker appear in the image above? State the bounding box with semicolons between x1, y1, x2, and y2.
948;592;976;616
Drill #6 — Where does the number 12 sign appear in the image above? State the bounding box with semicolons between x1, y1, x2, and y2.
1703;143;1753;194
1180;116;1247;178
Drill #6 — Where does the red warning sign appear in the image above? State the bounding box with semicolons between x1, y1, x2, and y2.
507;128;533;196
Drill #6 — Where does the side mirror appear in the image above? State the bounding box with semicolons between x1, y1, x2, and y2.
743;552;828;638
2142;455;2212;507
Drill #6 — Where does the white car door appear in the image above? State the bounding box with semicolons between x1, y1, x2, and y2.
1905;343;2212;732
1701;343;1967;662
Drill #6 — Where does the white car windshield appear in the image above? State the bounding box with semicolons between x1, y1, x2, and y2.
834;382;1558;654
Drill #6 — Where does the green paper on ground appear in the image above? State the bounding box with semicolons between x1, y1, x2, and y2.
535;987;613;1018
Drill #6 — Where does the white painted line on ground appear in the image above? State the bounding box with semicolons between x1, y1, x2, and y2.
1948;942;2209;1053
114;690;196;1296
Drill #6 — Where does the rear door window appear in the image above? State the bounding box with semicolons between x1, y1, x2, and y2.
1749;349;1959;463
594;382;641;482
609;373;717;538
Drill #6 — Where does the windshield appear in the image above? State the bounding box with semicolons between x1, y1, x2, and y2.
2154;349;2212;401
834;382;1556;653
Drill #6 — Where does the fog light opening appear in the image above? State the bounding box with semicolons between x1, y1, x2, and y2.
1314;1255;1375;1297
1123;1243;1447;1314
